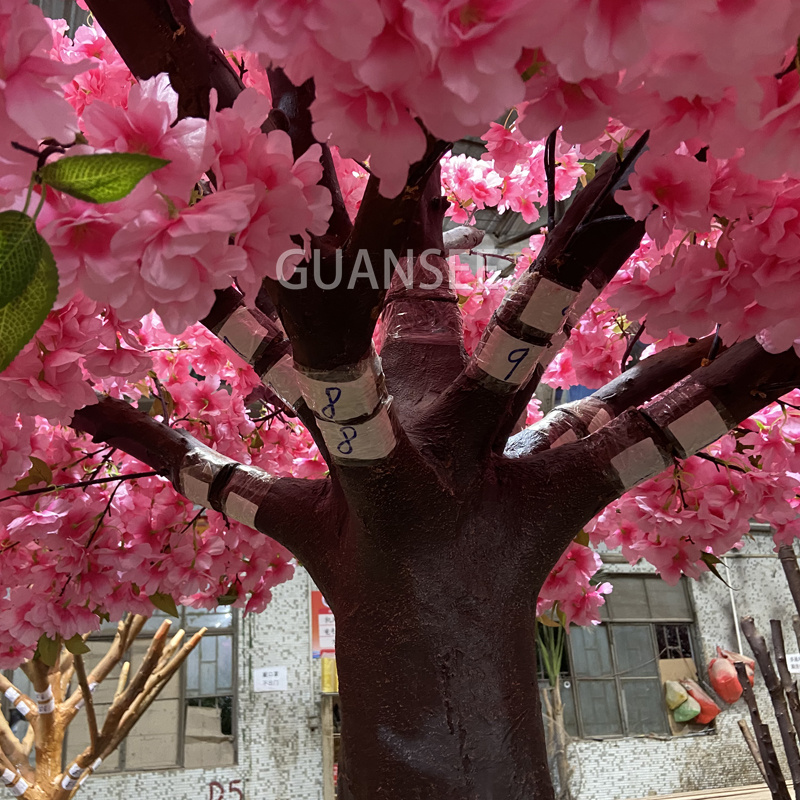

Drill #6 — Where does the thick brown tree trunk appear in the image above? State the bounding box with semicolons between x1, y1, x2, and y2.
329;512;554;800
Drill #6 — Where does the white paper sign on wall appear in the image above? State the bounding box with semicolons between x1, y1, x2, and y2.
787;653;800;674
253;666;288;692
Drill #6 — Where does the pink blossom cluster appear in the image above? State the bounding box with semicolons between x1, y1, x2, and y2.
588;396;800;586
191;1;800;199
441;133;583;225
537;542;612;628
0;313;323;667
0;0;86;203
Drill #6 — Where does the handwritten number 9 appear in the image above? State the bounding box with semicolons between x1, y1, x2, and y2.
504;347;530;381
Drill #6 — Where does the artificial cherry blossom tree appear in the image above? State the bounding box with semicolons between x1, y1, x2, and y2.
6;0;800;797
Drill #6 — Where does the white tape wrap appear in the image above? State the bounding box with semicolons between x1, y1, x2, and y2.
4;688;19;703
611;438;671;490
587;407;613;434
224;492;259;529
75;681;98;711
667;401;729;456
474;326;544;385
567;281;600;324
90;758;102;771
61;775;77;790
317;405;397;461
263;353;302;408
551;429;579;449
297;365;382;422
218;307;273;362
1;771;14;786
35;685;54;714
14;701;31;718
519;277;578;334
9;778;27;797
181;473;211;507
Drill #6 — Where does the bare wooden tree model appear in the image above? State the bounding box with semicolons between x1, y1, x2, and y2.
0;615;204;800
735;545;800;800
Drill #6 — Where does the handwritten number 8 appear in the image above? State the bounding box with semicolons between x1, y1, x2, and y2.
338;426;358;455
322;387;341;419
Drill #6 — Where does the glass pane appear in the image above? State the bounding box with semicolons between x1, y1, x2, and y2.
560;679;578;738
186;607;233;631
656;623;694;659
621;679;669;734
612;626;658;678
569;626;613;677
646;580;692;621
123;697;180;769
200;662;217;696
186;647;200;694
201;635;217;662
606;577;649;620
184;697;235;769
217;637;233;691
577;680;622;736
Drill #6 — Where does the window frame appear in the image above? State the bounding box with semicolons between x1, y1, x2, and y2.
562;576;702;740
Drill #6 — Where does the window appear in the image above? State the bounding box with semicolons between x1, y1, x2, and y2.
3;607;237;772
553;576;700;738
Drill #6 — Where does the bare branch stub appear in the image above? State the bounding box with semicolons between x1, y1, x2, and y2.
736;659;791;800
82;0;243;118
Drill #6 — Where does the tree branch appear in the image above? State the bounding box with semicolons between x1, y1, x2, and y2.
506;335;716;457
508;338;800;564
423;138;649;466
83;0;244;118
380;168;468;419
73;655;99;755
69;395;337;572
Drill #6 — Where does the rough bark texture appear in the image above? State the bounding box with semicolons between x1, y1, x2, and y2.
54;3;800;798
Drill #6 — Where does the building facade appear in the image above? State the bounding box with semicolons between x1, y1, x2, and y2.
4;527;797;800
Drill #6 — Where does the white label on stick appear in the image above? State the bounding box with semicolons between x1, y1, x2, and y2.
61;776;77;790
181;473;210;507
474;326;544;385
4;688;19;703
519;277;578;334
1;771;14;786
667;401;729;456
297;366;382;422
317;406;397;462
264;353;302;408
35;685;54;713
91;758;102;771
9;778;27;797
68;764;82;779
14;701;31;718
37;698;54;714
611;438;670;489
218;307;272;362
225;492;259;529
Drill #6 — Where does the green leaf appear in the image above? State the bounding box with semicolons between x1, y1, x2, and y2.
149;592;179;618
64;634;90;655
12;457;53;492
574;529;590;547
38;153;170;204
36;633;61;667
700;552;731;587
0;211;42;308
0;234;58;373
217;586;239;606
